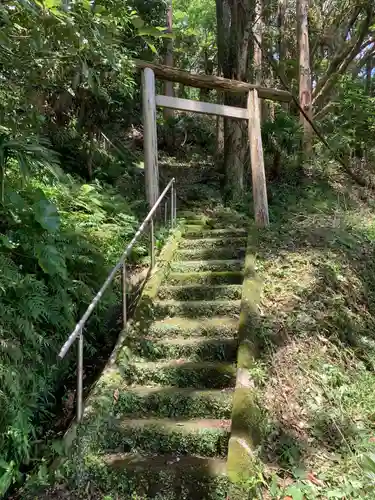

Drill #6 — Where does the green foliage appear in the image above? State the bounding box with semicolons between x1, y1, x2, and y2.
261;108;303;180
321;76;375;158
0;165;150;494
173;0;217;76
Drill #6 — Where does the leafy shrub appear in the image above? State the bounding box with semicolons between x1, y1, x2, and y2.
0;169;147;494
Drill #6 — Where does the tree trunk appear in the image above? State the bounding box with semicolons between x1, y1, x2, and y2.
215;0;229;179
254;0;263;121
164;0;174;120
87;129;94;180
215;91;225;175
277;0;288;110
297;0;312;155
216;0;255;200
224;117;245;199
254;0;262;87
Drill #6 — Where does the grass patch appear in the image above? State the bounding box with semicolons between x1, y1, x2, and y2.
248;168;375;498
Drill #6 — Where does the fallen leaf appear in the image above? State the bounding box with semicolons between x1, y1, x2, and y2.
113;389;119;403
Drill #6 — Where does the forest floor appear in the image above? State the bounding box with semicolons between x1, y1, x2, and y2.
252;160;375;498
16;157;375;499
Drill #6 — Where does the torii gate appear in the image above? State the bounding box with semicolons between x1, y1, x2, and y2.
136;60;292;228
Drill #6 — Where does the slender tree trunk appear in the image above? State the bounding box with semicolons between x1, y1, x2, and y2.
254;0;262;87
199;50;213;100
216;0;225;179
278;0;288;110
215;91;225;175
164;0;174;120
297;0;312;155
87;130;94;180
254;0;263;121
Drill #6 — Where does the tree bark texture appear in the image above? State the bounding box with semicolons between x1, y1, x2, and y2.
297;0;313;155
216;0;255;200
164;0;174;119
277;0;288;110
254;0;262;87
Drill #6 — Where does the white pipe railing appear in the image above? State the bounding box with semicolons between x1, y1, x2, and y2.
58;178;177;422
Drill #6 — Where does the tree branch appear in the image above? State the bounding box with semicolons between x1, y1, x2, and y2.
352;41;375;76
313;5;374;107
252;34;375;190
313;101;337;121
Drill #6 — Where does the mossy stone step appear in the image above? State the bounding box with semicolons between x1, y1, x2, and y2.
154;299;241;319
149;316;239;338
167;271;244;286
158;284;242;301
133;336;238;362
176;246;246;261
170;259;243;273
183;227;247;239
105;418;231;457
181;220;246;231
119;360;236;388
179;237;247;250
103;453;228;499
179;211;209;221
114;386;234;419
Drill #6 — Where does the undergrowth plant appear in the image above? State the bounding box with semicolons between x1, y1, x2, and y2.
0;166;149;494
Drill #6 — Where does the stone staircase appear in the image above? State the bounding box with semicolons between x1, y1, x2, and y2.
74;213;247;499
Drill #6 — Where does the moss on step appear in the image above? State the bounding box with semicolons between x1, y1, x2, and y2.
118;360;237;389
154;299;241;319
179;211;209;222
176;246;246;261
132;336;238;362
103;417;230;457
158;284;243;301
227;234;264;485
114;386;234;419
179;237;247;250
167;271;244;286
183;227;247;239
134;229;183;306
96;453;229;499
149;316;239;338
170;259;243;273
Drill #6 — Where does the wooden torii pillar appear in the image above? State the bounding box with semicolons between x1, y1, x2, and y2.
139;60;292;226
142;68;160;208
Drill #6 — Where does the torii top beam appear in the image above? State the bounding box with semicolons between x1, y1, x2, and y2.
134;60;292;103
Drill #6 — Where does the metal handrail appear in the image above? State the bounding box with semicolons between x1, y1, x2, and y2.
58;178;177;422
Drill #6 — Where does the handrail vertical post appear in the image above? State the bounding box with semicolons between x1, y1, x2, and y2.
173;183;177;225
164;200;168;226
122;261;127;329
150;218;155;268
171;182;175;228
77;329;84;422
